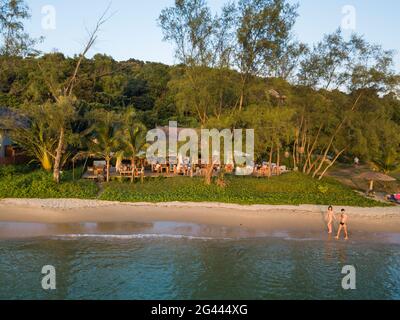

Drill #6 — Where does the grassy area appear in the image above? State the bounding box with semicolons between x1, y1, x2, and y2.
0;165;98;199
0;165;388;206
99;172;386;207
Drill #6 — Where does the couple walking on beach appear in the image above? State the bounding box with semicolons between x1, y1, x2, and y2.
326;206;349;240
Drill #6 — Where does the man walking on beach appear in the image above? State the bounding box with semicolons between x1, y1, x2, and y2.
335;209;349;240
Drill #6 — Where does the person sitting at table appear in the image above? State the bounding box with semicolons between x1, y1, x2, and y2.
259;165;267;176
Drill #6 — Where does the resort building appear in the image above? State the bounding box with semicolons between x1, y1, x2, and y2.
0;107;26;165
0;108;12;159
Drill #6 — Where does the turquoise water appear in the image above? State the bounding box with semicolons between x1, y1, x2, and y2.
1;227;399;300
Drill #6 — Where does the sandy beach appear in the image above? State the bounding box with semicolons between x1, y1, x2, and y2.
1;200;400;300
1;198;400;238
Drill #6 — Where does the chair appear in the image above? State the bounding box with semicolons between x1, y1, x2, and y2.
225;164;234;173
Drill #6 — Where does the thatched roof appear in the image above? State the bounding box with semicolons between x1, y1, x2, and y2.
356;172;397;182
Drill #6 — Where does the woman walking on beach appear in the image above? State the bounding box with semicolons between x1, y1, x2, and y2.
326;206;336;234
336;209;349;240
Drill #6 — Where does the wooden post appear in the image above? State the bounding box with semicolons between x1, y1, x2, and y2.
276;144;281;176
82;156;89;179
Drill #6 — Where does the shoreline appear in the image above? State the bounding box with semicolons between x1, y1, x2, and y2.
1;198;400;237
1;197;399;212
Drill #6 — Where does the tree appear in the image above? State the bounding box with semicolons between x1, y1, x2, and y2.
160;0;241;126
8;103;58;171
298;29;398;94
83;110;123;182
159;0;215;126
242;104;294;175
121;108;148;171
159;0;214;66
235;0;300;110
0;0;40;57
37;7;112;183
370;117;400;174
295;29;399;179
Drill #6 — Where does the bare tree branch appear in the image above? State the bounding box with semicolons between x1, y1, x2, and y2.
65;3;115;96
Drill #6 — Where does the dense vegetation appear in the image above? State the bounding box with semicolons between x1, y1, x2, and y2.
0;0;399;202
0;165;98;199
0;165;386;206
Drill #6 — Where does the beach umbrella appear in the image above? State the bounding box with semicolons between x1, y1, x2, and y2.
356;171;396;191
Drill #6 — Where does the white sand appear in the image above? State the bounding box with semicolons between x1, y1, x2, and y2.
1;198;400;234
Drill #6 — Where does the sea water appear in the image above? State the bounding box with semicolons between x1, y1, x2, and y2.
0;222;399;300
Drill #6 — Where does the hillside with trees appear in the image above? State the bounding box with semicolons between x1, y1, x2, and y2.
0;0;399;200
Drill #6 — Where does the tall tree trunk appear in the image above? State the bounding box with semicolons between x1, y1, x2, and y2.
204;163;214;185
312;94;362;178
53;127;65;183
239;92;244;111
45;10;110;183
106;157;110;182
299;125;307;167
293;117;303;171
276;143;281;176
268;142;274;178
131;157;135;183
318;149;346;180
238;75;247;111
303;125;322;173
307;157;319;175
292;140;297;171
312;121;345;178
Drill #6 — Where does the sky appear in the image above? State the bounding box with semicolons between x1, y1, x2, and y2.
25;0;400;70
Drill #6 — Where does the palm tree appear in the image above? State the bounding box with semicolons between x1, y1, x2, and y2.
8;104;59;172
372;150;400;174
121;108;148;172
83;110;123;182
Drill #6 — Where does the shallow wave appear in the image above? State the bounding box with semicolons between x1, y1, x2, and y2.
51;233;233;241
51;233;323;242
283;237;321;242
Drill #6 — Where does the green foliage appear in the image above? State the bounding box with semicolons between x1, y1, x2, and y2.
83;109;124;159
8;101;76;171
0;0;399;181
99;172;385;207
0;164;36;177
298;29;397;92
0;0;40;57
0;165;388;206
121;107;148;163
0;166;98;199
317;184;329;194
